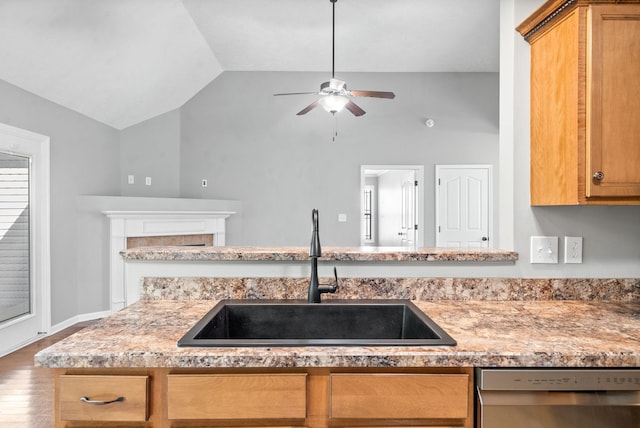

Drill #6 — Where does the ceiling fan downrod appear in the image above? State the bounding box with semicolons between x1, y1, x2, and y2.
331;0;337;79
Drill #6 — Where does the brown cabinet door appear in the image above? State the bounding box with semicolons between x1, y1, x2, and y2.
587;4;640;197
167;373;307;420
330;373;469;420
59;375;149;422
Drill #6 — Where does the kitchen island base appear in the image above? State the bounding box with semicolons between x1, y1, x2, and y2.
54;367;473;428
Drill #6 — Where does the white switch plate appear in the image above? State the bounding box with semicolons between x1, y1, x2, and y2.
338;213;347;222
127;175;134;184
145;177;152;186
530;236;558;264
201;179;208;187
565;236;583;263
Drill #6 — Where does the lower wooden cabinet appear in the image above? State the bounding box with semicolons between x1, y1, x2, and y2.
167;373;307;420
59;375;149;422
54;368;473;428
330;373;469;420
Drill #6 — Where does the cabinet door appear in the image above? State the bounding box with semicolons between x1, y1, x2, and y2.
59;375;149;421
587;4;640;197
167;373;307;420
330;373;469;420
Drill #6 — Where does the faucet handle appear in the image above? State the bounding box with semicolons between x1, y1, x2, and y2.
319;267;339;295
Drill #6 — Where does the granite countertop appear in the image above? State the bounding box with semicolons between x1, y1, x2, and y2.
120;246;519;262
35;299;640;369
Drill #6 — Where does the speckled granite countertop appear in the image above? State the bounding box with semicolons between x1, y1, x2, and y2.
120;246;518;262
35;299;640;369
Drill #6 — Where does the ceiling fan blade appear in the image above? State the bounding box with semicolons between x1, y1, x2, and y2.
296;100;320;115
274;92;319;96
344;100;366;117
349;90;396;99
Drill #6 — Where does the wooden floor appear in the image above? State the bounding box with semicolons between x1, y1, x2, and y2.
0;322;93;428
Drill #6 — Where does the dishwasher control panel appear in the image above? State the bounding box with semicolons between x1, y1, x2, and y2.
477;369;640;391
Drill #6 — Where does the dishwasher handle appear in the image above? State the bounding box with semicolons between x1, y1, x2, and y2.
478;389;640;407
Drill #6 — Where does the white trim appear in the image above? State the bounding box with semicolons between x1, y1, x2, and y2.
0;310;109;358
0;123;51;357
49;310;111;335
0;332;47;358
104;210;234;310
499;0;515;250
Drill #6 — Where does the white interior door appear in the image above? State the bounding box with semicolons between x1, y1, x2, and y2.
436;165;492;248
0;123;50;357
400;178;416;246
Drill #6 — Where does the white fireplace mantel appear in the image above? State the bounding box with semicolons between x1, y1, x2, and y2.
103;210;234;312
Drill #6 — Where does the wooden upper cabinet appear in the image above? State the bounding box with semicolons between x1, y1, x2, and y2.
518;0;640;205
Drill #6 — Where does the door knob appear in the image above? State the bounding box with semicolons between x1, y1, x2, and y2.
482;237;488;241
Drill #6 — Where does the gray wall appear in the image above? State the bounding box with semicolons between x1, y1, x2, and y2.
0;79;120;325
119;109;181;197
180;71;500;246
510;0;640;277
1;0;638;328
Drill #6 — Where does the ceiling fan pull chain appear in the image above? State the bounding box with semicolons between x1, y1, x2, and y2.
332;115;338;142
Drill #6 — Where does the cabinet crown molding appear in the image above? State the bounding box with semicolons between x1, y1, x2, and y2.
517;0;640;42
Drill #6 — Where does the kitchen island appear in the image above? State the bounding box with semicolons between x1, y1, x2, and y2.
36;297;640;428
36;246;639;428
36;299;640;369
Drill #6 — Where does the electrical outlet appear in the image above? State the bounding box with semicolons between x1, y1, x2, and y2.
338;213;347;222
565;236;583;263
127;175;134;184
530;236;558;264
145;177;152;186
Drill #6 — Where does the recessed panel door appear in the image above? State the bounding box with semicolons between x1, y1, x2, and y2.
436;165;491;248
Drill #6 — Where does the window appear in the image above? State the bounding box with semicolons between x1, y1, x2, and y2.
363;185;374;242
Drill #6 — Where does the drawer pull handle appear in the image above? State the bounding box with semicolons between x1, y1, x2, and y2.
80;396;125;406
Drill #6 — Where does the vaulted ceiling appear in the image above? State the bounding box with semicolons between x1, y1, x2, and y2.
0;0;500;129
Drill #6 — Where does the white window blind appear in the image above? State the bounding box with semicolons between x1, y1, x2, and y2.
0;153;30;323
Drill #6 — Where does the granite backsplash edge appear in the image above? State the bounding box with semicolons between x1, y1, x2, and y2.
141;277;640;302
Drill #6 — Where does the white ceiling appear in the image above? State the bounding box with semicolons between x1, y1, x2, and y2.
0;0;499;129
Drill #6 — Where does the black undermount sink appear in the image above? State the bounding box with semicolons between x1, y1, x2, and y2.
177;299;456;347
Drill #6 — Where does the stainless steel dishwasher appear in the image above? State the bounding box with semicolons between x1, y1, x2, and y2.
476;368;640;428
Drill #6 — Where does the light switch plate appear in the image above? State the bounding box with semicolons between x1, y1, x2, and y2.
530;236;558;264
338;213;347;222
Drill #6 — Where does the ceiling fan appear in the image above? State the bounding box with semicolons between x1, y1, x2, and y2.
274;0;395;116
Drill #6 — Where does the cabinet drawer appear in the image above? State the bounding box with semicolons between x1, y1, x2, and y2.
167;373;307;420
59;375;149;421
330;373;468;420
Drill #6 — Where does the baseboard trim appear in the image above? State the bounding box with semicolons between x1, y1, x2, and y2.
49;310;111;335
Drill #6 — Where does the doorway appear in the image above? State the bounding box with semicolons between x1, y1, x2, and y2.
435;165;492;248
360;165;424;248
0;123;50;357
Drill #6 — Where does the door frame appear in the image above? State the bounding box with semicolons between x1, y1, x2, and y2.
360;165;424;247
0;123;50;357
435;164;493;248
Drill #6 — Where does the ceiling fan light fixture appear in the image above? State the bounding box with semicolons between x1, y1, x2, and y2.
318;95;349;114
